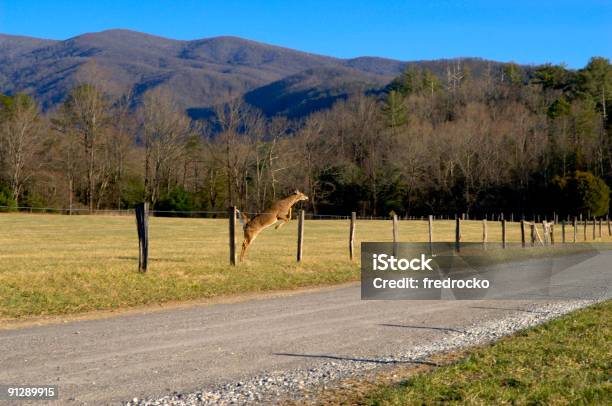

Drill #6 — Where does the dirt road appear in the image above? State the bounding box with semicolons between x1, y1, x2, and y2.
1;251;610;405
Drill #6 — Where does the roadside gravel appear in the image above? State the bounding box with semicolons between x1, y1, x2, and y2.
129;296;607;406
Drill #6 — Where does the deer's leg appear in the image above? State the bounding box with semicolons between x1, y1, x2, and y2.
240;229;252;261
275;208;294;230
240;238;249;261
240;228;260;261
275;213;290;230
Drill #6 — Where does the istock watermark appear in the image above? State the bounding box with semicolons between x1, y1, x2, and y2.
361;242;610;300
372;253;434;271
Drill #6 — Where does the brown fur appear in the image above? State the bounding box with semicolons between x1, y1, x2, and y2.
240;190;308;261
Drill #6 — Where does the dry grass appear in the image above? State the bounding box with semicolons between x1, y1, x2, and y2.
0;213;610;319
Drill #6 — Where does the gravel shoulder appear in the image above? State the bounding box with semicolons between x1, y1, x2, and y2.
1;252;610;405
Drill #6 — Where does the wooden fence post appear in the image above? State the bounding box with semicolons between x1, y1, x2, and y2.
482;219;488;248
561;221;566;243
520;220;526;247
530;222;536;246
392;213;399;257
297;209;305;262
428;215;433;252
583;219;587;241
229;206;236;266
502;219;507;249
349;212;356;261
608;215;611;237
392;213;399;243
598;218;602;238
573;217;577;243
550;223;555;245
592;218;596;240
135;202;149;273
455;217;461;252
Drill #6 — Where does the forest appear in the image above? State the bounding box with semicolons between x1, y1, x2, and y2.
0;57;611;218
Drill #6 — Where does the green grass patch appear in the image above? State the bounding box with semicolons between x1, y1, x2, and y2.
363;300;612;405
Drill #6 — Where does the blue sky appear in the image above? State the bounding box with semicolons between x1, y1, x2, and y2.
0;0;610;68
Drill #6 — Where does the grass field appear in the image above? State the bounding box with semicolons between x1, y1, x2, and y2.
361;300;611;405
1;213;610;319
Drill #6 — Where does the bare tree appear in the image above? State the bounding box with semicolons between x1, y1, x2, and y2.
292;114;325;213
107;91;135;209
212;98;263;209
263;117;291;205
0;94;44;205
54;125;81;214
56;84;111;212
140;87;191;206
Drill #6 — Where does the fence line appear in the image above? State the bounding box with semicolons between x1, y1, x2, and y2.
0;205;357;219
3;204;610;269
226;212;608;264
4;205;607;224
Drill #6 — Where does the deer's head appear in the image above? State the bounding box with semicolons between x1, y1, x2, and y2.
293;190;309;201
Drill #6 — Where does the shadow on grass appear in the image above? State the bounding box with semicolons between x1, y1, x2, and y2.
273;352;438;366
115;256;188;263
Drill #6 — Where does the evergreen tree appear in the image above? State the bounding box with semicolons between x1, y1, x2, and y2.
382;90;408;129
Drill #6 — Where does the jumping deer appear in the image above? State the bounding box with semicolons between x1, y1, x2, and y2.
239;190;309;261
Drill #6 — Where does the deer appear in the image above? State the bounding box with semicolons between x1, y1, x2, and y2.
239;190;309;261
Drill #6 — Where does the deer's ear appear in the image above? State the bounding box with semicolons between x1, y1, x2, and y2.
294;189;300;194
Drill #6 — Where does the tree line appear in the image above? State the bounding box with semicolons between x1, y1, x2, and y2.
0;57;611;218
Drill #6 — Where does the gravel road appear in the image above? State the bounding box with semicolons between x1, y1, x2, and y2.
1;251;610;405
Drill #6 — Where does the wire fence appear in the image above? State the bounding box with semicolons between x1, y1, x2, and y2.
0;205;392;220
0;205;603;223
0;205;362;219
2;204;611;270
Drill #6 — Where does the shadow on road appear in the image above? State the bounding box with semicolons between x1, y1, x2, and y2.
469;306;550;314
273;352;438;366
379;324;465;334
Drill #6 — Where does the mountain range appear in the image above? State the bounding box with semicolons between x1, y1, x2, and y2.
0;29;507;119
